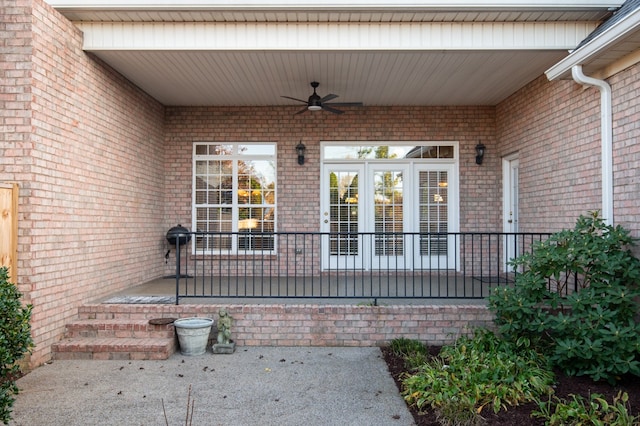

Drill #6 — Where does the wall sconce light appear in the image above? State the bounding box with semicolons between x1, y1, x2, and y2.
475;143;486;165
296;142;306;165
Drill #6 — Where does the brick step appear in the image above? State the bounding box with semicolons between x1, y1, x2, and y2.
64;319;175;339
52;337;176;361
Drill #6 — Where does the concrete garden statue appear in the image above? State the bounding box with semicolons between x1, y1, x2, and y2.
212;308;236;354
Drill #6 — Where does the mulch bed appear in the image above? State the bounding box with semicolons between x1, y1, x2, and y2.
381;346;640;426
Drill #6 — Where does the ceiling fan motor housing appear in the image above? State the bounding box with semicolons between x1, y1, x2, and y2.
308;82;322;110
308;95;322;110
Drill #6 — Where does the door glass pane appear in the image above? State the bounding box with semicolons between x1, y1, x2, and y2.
419;171;448;255
374;170;404;255
328;171;359;255
324;144;455;160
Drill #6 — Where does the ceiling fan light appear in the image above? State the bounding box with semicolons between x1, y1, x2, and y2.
308;105;322;111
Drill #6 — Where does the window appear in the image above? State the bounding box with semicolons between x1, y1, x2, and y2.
323;144;454;160
193;143;276;253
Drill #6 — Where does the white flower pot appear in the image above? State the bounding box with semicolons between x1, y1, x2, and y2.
173;317;214;356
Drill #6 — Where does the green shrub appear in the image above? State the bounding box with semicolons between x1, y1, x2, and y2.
489;212;640;384
0;267;33;424
402;329;554;424
388;338;429;370
533;391;640;426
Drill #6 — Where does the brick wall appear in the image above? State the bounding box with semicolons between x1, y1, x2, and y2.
609;63;640;252
2;0;166;366
497;67;640;251
496;76;603;232
79;303;495;347
0;0;35;367
0;0;33;264
163;106;500;264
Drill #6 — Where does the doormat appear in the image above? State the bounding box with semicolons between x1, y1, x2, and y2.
472;276;514;284
102;296;176;304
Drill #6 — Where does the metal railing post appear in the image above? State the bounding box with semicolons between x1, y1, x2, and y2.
175;238;181;305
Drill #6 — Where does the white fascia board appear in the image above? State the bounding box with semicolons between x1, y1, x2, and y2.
546;7;640;79
47;0;623;12
78;21;597;51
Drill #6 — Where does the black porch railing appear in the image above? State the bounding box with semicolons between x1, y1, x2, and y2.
171;231;551;304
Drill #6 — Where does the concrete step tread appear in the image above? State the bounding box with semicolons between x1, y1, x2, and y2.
66;318;175;329
52;336;175;352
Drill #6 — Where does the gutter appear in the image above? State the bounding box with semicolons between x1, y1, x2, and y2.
571;65;614;225
546;4;640;80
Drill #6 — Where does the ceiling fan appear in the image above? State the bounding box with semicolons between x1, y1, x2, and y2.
281;81;363;115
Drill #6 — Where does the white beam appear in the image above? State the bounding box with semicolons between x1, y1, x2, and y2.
78;21;597;51
47;0;624;12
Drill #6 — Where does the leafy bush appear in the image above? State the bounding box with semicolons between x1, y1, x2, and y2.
489;212;640;384
533;391;640;426
0;267;33;424
388;338;429;371
402;329;554;425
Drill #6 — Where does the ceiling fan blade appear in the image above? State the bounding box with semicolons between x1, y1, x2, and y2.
325;102;363;107
322;105;344;115
281;96;308;104
294;107;308;115
320;93;338;103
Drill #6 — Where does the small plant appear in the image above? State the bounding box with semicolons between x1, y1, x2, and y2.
533;391;640;426
389;338;429;370
402;329;554;424
0;267;33;425
489;212;640;384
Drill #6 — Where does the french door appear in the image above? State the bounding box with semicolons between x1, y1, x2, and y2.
321;162;457;270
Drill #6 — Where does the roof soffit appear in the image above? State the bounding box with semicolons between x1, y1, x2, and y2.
44;1;622;106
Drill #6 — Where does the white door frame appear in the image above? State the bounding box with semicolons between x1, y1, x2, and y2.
320;163;365;270
502;153;519;270
321;161;459;271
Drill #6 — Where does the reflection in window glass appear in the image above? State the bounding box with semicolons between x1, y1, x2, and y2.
324;144;455;160
239;145;276;156
328;170;359;255
419;170;448;255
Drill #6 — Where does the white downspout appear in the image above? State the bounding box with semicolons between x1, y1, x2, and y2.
571;65;614;226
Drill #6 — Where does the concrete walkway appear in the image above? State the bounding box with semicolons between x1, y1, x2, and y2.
10;346;415;426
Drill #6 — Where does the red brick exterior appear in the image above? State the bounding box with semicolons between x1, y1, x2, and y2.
79;303;495;347
164;106;499;229
610;64;640;249
163;106;500;276
2;0;166;366
497;69;640;252
497;76;602;231
2;2;639;367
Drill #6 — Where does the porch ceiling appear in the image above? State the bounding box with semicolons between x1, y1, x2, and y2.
49;1;628;107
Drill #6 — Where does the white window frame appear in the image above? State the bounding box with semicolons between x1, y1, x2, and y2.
192;142;277;255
